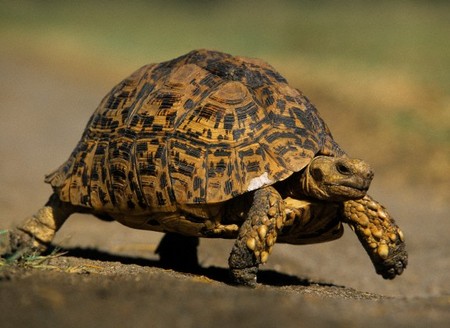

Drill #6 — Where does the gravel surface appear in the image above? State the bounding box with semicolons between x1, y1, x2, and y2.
1;53;449;328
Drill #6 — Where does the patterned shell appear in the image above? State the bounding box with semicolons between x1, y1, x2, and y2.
46;49;343;213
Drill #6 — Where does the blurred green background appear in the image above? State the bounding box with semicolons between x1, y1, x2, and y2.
1;0;449;202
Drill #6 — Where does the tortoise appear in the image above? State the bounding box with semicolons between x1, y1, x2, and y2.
2;49;407;286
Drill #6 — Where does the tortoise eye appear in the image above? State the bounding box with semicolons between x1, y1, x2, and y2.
336;163;352;175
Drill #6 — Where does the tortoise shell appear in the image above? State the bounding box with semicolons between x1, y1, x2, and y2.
46;49;344;214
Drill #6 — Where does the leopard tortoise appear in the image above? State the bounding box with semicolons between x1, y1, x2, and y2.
2;49;407;286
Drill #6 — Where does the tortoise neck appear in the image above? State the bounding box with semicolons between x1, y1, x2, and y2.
273;171;306;199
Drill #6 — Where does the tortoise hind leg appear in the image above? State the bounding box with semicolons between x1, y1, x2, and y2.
1;193;75;257
228;186;285;287
155;233;200;272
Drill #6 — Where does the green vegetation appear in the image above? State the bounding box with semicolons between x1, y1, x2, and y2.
0;246;66;271
1;0;449;86
1;0;448;196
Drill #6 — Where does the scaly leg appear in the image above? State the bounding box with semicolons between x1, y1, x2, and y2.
155;233;200;272
342;194;408;279
1;193;74;257
228;186;285;287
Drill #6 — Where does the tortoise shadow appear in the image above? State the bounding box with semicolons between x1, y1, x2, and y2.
53;245;341;288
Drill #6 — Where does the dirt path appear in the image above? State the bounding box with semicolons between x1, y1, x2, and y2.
1;53;449;327
1;256;449;328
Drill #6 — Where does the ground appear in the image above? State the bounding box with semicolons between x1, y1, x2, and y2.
1;258;449;328
0;52;449;328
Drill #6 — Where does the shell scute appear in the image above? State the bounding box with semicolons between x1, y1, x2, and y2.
46;49;342;211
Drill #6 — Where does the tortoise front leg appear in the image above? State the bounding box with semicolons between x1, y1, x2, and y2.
1;193;74;257
228;186;285;287
341;195;408;279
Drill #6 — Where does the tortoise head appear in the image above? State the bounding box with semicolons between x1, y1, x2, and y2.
296;156;374;201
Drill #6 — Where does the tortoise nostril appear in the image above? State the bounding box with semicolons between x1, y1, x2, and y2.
363;167;374;180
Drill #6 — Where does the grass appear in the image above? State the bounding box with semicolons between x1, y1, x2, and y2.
0;248;107;275
0;246;66;271
0;229;64;271
0;231;99;274
0;230;105;274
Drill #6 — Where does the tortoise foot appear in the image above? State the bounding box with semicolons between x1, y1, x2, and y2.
0;228;47;259
228;186;285;287
155;233;200;272
229;267;258;287
343;195;408;279
375;241;408;279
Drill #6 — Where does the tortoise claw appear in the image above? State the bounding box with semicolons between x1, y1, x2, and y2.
375;241;408;279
